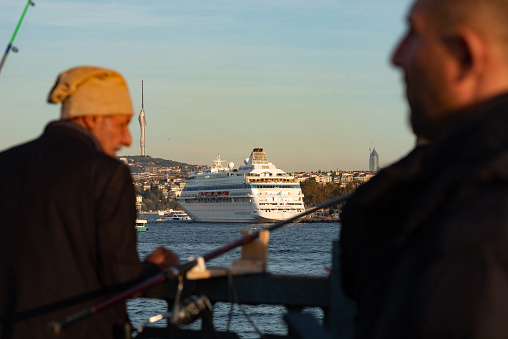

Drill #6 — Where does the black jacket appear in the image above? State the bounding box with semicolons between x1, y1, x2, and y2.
340;93;508;338
0;121;157;339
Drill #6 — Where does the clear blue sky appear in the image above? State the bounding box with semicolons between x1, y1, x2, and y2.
0;0;414;172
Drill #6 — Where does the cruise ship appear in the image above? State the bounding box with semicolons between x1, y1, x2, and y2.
177;148;306;223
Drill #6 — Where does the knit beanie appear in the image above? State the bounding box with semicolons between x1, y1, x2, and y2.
47;66;134;120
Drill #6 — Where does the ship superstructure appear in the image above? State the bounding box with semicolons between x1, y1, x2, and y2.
177;148;305;223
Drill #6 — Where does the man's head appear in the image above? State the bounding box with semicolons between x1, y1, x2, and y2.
392;0;508;140
47;66;134;156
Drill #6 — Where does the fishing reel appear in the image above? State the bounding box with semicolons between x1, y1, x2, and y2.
137;274;213;333
137;295;213;332
171;295;213;327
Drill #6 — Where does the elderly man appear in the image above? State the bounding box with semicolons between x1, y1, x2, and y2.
0;66;178;339
340;0;508;338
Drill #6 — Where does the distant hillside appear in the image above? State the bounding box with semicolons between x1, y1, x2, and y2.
119;155;191;168
117;155;205;175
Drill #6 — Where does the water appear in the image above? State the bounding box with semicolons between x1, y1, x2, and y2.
127;215;341;338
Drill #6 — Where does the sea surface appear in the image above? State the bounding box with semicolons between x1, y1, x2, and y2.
127;214;341;338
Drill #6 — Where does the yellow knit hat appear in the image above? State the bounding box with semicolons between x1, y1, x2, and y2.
47;66;134;119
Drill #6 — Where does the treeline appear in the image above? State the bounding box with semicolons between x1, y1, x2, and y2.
121;155;190;168
136;179;362;212
300;180;361;209
136;187;179;212
120;155;203;175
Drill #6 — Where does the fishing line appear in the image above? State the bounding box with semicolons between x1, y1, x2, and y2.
226;269;266;338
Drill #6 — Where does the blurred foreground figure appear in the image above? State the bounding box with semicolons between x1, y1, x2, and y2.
0;66;178;339
340;0;508;338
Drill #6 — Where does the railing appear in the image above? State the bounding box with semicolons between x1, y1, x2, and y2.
135;240;356;339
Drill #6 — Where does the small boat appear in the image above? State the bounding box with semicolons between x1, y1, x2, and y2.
135;218;148;232
155;210;192;222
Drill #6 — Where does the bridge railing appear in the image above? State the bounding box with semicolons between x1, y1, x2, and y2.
136;240;356;339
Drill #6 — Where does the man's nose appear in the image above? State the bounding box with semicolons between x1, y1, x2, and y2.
391;35;407;67
122;128;132;147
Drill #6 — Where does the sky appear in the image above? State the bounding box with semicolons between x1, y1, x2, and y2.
0;0;415;172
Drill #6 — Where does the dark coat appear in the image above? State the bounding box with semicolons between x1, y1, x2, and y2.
0;121;157;339
340;93;508;339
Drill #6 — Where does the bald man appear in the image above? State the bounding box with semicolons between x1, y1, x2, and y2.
0;66;178;339
339;0;508;338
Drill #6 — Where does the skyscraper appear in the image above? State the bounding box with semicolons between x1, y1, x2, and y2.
139;77;147;156
369;147;379;172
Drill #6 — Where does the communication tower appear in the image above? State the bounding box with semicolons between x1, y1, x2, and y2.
139;77;147;156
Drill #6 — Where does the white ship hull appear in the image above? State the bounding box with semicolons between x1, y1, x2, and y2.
178;149;306;223
179;199;304;223
180;201;256;223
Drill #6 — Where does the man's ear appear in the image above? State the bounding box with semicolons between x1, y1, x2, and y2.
444;30;484;81
79;115;101;133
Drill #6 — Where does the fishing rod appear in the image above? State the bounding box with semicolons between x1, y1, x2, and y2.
48;192;352;335
0;0;35;76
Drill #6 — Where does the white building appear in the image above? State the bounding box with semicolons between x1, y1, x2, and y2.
135;195;143;212
369;147;380;172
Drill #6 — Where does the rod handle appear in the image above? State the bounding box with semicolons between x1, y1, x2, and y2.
47;308;93;335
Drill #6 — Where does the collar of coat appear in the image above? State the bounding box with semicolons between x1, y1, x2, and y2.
44;120;104;153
